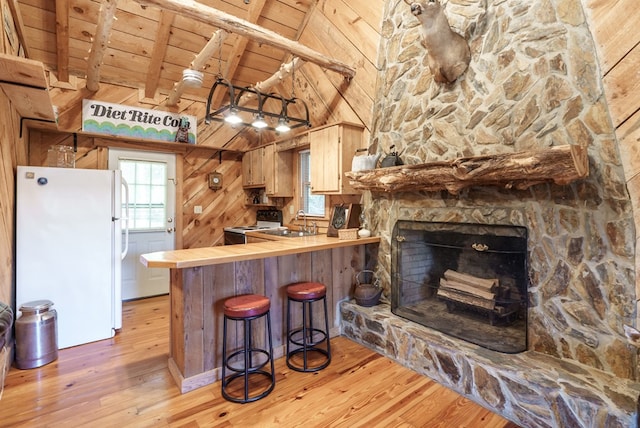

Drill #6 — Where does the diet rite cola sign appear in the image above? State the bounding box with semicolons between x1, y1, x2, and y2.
82;99;197;144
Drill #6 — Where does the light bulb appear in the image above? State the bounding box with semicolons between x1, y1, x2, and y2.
275;117;291;133
224;108;242;124
252;114;268;129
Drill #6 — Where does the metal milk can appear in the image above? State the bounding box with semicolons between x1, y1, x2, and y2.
15;300;58;369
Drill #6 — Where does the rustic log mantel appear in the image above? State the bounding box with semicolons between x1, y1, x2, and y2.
344;145;588;194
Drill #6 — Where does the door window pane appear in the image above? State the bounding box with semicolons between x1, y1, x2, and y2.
119;159;168;230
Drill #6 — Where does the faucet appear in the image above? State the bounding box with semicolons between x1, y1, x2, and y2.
295;209;307;233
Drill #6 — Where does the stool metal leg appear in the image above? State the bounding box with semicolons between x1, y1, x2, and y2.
266;309;275;383
221;311;275;403
243;318;250;402
286;295;331;372
222;314;228;390
286;297;292;368
302;299;308;370
323;295;331;364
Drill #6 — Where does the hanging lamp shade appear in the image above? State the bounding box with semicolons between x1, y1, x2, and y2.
182;69;204;87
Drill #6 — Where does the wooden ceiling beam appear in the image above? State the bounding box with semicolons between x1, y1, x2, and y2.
248;56;304;102
145;10;175;100
55;0;70;82
86;0;118;92
129;0;356;79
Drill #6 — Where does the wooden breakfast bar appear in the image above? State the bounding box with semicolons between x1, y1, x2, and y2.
140;234;380;393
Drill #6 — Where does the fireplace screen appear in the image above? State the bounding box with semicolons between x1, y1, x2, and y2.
391;221;528;353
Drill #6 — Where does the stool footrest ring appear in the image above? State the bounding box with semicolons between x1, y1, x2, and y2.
221;370;275;403
286;347;331;372
288;327;328;348
225;348;271;374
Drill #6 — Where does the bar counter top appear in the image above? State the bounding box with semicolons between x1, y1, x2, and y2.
139;232;380;393
140;234;380;269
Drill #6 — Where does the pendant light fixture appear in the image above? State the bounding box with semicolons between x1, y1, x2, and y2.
205;77;311;133
205;52;310;133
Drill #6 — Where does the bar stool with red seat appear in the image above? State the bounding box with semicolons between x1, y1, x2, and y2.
286;282;331;372
221;294;275;403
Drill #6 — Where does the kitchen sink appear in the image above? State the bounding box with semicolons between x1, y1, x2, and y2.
259;229;315;238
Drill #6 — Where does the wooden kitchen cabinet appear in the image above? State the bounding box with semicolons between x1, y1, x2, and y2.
242;147;265;187
276;132;308;151
309;122;364;194
264;143;293;197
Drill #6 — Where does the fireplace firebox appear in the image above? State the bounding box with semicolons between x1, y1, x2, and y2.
391;221;528;353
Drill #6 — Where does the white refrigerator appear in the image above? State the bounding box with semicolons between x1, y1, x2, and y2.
16;166;128;349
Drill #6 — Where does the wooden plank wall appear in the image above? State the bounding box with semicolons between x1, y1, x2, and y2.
0;90;22;307
0;0;29;308
584;0;640;314
1;1;384;306
40;1;383;250
276;0;383;233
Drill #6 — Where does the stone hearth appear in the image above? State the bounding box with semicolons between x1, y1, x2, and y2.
341;301;640;427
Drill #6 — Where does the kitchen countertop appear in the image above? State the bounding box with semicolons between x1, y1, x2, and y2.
140;234;380;269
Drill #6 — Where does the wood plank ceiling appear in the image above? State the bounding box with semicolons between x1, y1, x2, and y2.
15;0;350;109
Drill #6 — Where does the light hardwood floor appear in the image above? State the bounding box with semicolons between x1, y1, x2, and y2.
0;295;519;427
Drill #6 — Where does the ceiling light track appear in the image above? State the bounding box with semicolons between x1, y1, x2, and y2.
205;78;311;133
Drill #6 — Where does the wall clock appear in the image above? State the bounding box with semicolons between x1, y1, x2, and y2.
327;203;361;237
208;172;223;191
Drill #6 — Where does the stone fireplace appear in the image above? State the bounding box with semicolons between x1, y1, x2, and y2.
391;220;528;353
340;0;640;426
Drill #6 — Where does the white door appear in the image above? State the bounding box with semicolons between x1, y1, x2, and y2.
109;149;176;300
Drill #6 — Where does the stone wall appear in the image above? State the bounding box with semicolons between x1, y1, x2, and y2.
363;0;637;381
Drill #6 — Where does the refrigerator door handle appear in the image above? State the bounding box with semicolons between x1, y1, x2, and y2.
121;178;130;260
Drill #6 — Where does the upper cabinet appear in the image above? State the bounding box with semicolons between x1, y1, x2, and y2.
242;147;265;188
243;144;293;197
309;123;364;194
242;122;365;195
264;144;293;197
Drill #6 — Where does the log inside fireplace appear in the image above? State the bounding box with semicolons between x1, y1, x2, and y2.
391;221;528;353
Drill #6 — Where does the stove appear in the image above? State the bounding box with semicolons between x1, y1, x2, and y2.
224;210;284;244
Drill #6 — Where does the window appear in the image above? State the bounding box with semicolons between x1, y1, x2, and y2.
118;159;168;230
299;149;325;216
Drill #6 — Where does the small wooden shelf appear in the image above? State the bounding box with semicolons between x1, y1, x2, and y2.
245;203;276;208
0;54;56;121
344;145;588;195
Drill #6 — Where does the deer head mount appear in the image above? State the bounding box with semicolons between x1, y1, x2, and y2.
404;0;471;84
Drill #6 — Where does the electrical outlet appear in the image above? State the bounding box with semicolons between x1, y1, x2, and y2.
194;205;202;214
289;206;294;214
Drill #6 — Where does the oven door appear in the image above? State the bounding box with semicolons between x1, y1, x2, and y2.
224;230;246;245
